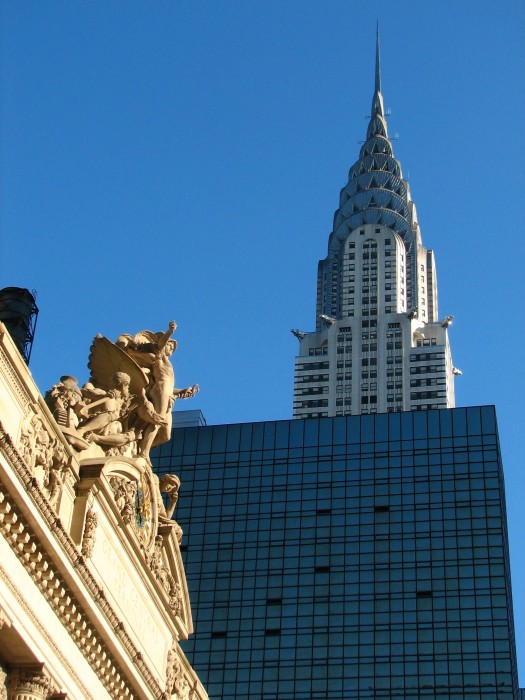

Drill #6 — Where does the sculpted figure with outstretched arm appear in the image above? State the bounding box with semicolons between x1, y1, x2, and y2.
46;322;198;460
149;320;178;416
137;321;199;458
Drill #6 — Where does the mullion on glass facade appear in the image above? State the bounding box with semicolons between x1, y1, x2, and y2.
153;406;518;699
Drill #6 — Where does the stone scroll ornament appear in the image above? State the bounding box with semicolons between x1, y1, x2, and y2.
45;321;198;462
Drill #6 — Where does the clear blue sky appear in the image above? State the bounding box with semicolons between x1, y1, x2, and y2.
2;0;524;682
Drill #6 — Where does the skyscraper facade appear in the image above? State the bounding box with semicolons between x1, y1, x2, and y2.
293;31;455;419
153;407;519;699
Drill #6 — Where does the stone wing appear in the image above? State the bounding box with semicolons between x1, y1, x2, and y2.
88;336;149;395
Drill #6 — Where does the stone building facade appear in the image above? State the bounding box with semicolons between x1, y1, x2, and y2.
0;321;207;699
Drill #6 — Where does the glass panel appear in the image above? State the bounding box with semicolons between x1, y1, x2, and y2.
304;419;319;447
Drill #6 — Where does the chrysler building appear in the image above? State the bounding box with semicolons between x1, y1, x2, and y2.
293;31;456;418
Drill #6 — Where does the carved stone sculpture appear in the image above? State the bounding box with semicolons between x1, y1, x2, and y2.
45;375;83;428
159;473;181;519
115;321;198;458
46;321;198;462
77;371;134;442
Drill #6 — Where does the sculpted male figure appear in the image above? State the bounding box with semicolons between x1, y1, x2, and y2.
150;320;178;418
77;371;132;438
118;321;198;458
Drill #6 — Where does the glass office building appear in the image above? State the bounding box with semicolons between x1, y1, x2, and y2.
153;406;519;699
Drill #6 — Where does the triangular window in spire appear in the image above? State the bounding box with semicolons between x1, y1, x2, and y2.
356;182;362;192
370;176;378;188
369;195;377;207
360;163;366;174
371;158;377;171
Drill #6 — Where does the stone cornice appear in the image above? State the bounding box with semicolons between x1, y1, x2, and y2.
0;345;31;410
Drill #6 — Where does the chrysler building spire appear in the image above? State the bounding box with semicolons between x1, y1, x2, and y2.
292;33;456;418
375;22;381;94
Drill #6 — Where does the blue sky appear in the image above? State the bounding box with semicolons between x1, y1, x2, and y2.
2;0;524;681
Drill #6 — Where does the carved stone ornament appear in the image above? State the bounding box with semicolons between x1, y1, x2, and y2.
0;663;7;700
168;577;183;617
18;411;68;509
165;644;190;700
45;322;198;462
148;535;170;592
109;475;137;525
10;667;52;700
81;508;98;558
19;413;53;471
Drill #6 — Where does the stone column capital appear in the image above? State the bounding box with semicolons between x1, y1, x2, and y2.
10;665;52;700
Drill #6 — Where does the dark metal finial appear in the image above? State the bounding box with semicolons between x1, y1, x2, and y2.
375;21;381;93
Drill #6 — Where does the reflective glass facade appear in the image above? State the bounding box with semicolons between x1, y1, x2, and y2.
153;406;518;699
